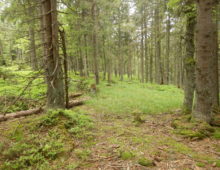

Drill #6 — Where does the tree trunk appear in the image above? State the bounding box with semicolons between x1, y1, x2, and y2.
91;0;99;84
183;10;196;113
28;4;38;70
154;6;162;84
42;0;64;109
211;2;219;107
165;14;171;84
140;10;145;83
59;28;69;109
193;0;216;123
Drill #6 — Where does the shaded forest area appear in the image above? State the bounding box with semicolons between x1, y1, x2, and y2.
0;0;220;169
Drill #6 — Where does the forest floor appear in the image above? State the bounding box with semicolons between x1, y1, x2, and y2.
0;67;220;169
0;102;220;170
80;106;220;170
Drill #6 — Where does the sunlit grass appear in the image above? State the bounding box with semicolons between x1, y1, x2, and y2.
87;81;183;115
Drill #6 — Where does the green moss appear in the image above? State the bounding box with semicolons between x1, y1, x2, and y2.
120;151;135;160
172;117;215;140
138;158;154;167
74;149;91;160
176;129;206;139
213;128;220;139
0;142;4;152
196;162;205;167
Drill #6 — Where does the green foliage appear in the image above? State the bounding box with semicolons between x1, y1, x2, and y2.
0;142;4;152
88;82;183;115
10;126;24;142
66;163;79;170
216;160;220;167
119;151;135;160
75;78;90;92
2;134;63;169
138;158;154;167
168;0;181;8
64;110;94;139
196;162;205;167
213;128;220;139
1;138;63;170
74;149;91;160
37;110;62;127
0;66;45;114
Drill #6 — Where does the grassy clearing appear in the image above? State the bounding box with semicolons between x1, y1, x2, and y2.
88;81;183;115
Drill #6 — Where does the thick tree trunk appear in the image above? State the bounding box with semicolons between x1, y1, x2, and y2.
42;0;64;109
193;0;216;123
183;11;196;114
211;2;219;107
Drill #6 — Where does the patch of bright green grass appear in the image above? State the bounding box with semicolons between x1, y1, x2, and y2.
87;81;183;115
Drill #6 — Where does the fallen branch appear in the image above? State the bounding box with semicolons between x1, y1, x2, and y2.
0;98;88;122
0;108;43;122
67;99;87;109
69;93;83;99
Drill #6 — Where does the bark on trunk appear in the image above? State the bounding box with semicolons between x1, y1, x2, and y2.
140;9;145;83
165;14;171;84
183;9;196;114
42;0;65;109
28;4;38;70
154;6;162;84
211;2;219;107
193;0;216;123
91;0;99;84
59;28;69;109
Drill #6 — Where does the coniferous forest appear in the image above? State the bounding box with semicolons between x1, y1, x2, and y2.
0;0;220;169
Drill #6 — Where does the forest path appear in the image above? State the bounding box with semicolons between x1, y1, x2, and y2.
77;106;220;170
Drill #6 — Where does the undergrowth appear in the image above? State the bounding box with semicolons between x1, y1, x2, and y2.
0;109;94;170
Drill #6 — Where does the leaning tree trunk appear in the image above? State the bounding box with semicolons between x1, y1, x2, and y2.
42;0;64;109
183;10;196;114
193;0;215;123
